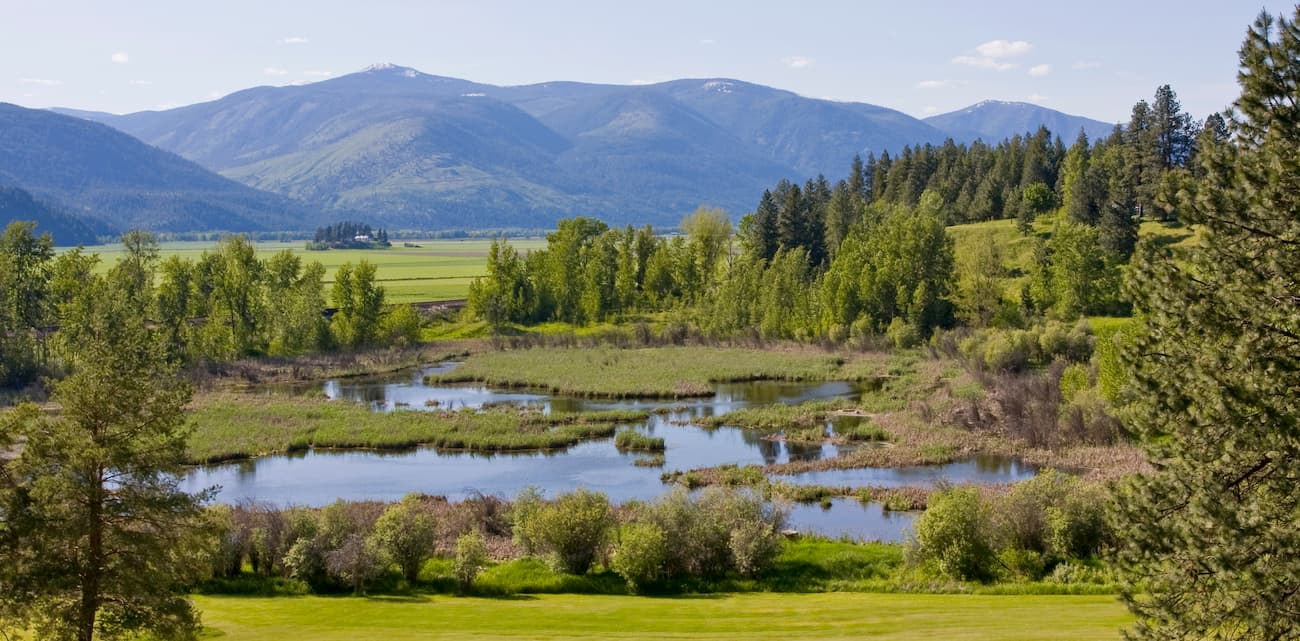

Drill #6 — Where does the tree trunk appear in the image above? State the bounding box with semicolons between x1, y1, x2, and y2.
77;470;104;641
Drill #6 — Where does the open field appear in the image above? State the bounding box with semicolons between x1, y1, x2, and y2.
66;238;548;305
191;592;1130;641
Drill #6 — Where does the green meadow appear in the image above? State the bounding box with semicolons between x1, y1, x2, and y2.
68;238;548;305
191;592;1130;641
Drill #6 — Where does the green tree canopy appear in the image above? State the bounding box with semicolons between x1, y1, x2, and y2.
0;267;209;641
1112;9;1300;639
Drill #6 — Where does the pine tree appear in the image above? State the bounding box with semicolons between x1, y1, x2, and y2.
1112;10;1300;639
1150;84;1197;169
750;189;780;262
0;267;208;641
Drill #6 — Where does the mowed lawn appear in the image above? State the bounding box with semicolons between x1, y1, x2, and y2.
193;593;1130;640
69;238;548;304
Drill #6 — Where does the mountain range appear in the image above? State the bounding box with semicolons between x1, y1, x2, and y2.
0;102;318;239
2;64;1115;236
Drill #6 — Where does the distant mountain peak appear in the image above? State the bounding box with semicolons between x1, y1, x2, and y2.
925;100;1115;143
362;63;419;77
969;99;1030;110
701;80;737;94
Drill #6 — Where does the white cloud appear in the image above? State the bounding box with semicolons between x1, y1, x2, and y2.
279;36;310;45
953;39;1032;71
781;56;813;69
303;70;332;78
20;77;62;86
264;67;290;76
129;79;153;86
111;52;130;64
700;38;716;45
952;55;1016;71
1026;93;1050;103
155;102;180;110
916;79;953;89
1072;61;1101;70
975;39;1033;59
1028;64;1051;77
923;106;939;115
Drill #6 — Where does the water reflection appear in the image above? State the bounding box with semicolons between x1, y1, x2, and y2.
778;455;1038;488
196;364;1032;541
784;498;915;542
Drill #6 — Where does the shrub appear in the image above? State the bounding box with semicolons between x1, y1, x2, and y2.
325;533;386;595
453;530;489;593
512;489;615;575
992;469;1109;563
611;522;668;592
1045;485;1108;559
913;486;995;581
1058;389;1124;445
1046;561;1112;585
283;537;329;591
729;519;782;577
998;548;1046;580
1057;363;1092;403
981;330;1034;372
380;304;424;346
639;487;785;580
886;317;920;349
369;494;437;583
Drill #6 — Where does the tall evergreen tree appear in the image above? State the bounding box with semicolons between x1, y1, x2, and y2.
1112;10;1300;639
0;268;208;641
1150;84;1197;169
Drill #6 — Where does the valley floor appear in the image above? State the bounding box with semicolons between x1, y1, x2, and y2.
193;592;1130;640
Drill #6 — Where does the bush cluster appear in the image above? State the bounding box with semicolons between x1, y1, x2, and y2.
908;471;1110;583
957;320;1095;373
615;488;786;590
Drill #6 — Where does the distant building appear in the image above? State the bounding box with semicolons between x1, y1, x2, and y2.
353;234;371;241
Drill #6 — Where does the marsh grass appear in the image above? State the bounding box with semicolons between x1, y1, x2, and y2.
430;346;861;398
697;399;891;445
697;399;851;431
185;394;646;463
613;430;666;452
632;454;666;467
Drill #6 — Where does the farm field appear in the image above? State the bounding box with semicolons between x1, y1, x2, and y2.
66;238;548;305
191;592;1131;641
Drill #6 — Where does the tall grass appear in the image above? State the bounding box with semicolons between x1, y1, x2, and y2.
430;346;856;398
186;393;646;463
613;430;665;452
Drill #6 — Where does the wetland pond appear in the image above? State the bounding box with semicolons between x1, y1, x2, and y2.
185;364;1036;541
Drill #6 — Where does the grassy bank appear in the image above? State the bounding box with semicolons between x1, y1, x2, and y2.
191;592;1129;640
185;394;645;463
430;346;883;397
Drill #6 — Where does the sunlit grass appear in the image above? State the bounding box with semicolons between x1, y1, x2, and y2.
185;393;645;463
67;238;548;303
431;346;860;398
191;591;1130;640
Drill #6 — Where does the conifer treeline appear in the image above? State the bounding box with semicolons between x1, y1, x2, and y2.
746;84;1210;269
469;85;1207;340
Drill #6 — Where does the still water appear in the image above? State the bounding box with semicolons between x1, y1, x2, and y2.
187;365;1035;541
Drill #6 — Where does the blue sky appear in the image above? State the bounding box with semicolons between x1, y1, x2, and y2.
0;0;1288;122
